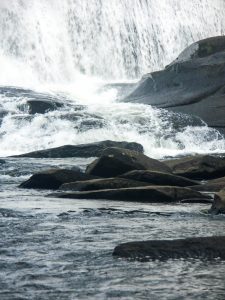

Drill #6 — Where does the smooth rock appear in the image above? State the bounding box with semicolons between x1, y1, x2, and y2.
209;188;225;214
60;177;149;191
19;169;96;190
49;186;208;203
164;155;225;180
191;176;225;192
123;36;225;132
113;236;225;260
13;141;144;158
86;147;171;177
119;170;198;187
0;159;6;164
26;99;64;114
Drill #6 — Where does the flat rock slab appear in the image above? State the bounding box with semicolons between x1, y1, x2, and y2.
113;236;225;260
191;176;225;192
164;155;225;180
86;147;171;177
49;185;208;203
60;177;149;191
13;140;143;158
119;170;198;187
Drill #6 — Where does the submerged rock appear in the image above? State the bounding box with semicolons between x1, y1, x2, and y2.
49;186;207;203
113;236;225;260
19;168;95;190
60;177;149;191
86;147;171;177
119;170;198;187
0;159;6;164
164;155;225;180
124;36;225;132
209;189;225;214
13;141;143;158
26;99;64;114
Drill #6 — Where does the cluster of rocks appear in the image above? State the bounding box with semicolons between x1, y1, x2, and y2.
18;140;225;261
18;140;225;212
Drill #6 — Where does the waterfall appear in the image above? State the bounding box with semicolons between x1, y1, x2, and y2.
0;0;225;157
0;0;224;85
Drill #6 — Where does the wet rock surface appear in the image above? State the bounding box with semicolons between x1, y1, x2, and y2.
19;168;95;190
60;177;149;191
124;36;225;132
113;236;225;260
13;140;143;158
50;185;208;203
86;147;171;177
164;155;225;180
119;170;198;187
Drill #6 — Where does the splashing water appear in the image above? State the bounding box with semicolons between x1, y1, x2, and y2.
0;0;225;157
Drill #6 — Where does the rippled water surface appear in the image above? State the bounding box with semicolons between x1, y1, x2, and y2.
1;158;225;300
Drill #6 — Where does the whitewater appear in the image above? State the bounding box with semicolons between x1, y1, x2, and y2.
1;0;225;158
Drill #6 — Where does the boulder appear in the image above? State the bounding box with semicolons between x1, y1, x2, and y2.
60;177;149;191
123;36;225;132
19;169;96;190
86;147;171;177
49;185;208;203
119;170;198;187
191;176;225;192
113;236;225;261
26;99;64;114
12;141;144;158
209;189;225;214
164;155;225;180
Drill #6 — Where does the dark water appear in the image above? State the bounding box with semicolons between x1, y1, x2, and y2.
0;158;225;300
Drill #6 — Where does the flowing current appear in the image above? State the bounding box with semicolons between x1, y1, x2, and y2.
0;0;225;157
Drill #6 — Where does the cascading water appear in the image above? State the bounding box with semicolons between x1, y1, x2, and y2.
0;0;225;157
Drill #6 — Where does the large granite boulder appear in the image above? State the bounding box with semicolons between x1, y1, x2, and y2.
86;147;171;177
164;155;225;180
60;177;149;191
209;188;225;214
124;36;225;132
13;141;144;158
119;170;198;187
20;168;96;190
113;236;225;261
49;185;208;203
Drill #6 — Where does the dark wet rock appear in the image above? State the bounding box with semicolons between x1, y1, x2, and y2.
191;176;225;192
19;169;96;190
0;159;6;164
60;177;149;191
119;170;198;187
123;36;225;132
164;155;225;180
180;198;213;204
25;99;64;114
0;108;8;121
13;140;143;158
113;236;225;260
86;147;171;177
209;189;225;214
49;185;208;203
